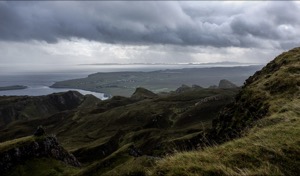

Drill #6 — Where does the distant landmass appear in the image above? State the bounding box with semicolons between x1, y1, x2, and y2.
0;47;299;175
79;61;260;66
51;65;262;97
0;85;27;91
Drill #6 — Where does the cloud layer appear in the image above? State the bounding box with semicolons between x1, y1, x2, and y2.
1;1;299;49
0;1;300;71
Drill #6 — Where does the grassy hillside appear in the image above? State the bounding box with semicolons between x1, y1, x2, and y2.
150;100;300;175
0;91;97;127
148;47;300;175
0;47;298;176
0;86;238;175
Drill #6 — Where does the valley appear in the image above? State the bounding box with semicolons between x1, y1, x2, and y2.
0;48;299;175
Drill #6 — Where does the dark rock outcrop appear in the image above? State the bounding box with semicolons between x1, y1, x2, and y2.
128;145;143;157
131;87;158;100
0;136;81;173
33;126;45;136
175;84;191;93
218;79;238;89
0;91;86;126
175;84;203;93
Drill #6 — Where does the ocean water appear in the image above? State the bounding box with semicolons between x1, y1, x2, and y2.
0;72;108;99
0;64;254;99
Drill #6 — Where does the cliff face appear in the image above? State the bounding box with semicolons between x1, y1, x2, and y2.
0;136;81;173
0;91;86;126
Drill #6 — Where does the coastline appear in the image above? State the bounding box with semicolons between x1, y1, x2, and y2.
0;85;28;91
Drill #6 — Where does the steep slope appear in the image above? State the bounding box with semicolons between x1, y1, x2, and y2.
0;134;81;175
213;47;300;141
149;47;300;175
0;91;90;127
0;92;101;142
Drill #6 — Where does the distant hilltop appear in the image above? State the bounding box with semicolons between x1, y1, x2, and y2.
79;61;261;66
51;65;261;97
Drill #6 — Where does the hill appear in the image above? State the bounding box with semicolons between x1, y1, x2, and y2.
0;47;299;175
0;91;97;126
0;86;238;175
50;66;261;96
149;47;300;175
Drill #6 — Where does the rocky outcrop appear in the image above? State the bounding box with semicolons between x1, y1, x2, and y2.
175;84;191;93
131;87;158;100
218;79;237;89
175;84;203;93
0;136;81;173
0;91;86;126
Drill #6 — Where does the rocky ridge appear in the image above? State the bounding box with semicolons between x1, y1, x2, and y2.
0;135;81;173
0;91;100;127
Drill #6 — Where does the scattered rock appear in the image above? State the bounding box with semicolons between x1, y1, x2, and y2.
128;145;142;157
33;126;45;136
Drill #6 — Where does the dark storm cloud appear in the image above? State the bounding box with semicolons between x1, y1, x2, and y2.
0;1;299;49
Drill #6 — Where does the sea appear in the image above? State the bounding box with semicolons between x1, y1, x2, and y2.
0;64;255;100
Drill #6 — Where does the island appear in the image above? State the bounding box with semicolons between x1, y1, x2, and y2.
0;85;28;91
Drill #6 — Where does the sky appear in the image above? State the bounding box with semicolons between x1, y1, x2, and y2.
0;1;300;70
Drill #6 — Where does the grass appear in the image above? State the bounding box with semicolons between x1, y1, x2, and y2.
7;158;80;176
149;47;300;176
150;100;300;175
1;48;298;176
0;136;35;152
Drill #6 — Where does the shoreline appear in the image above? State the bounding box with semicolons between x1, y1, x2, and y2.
0;85;28;91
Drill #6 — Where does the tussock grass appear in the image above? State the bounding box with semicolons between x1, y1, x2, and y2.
149;95;300;176
149;48;300;175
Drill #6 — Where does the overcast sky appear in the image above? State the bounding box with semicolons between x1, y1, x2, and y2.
1;1;300;70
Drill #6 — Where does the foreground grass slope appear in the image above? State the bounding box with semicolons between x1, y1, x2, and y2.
151;100;300;175
150;47;300;175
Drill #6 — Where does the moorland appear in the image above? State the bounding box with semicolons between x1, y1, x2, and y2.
0;47;299;175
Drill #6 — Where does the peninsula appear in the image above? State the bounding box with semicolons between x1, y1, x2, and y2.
0;85;27;91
